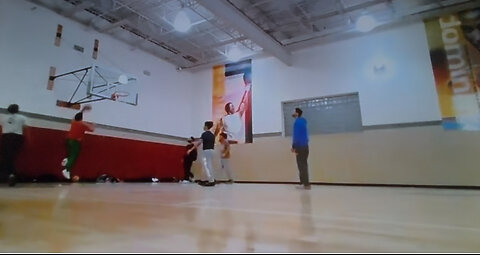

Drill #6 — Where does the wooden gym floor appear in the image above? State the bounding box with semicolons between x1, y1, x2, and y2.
0;183;479;252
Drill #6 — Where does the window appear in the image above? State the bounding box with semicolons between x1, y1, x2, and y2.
283;93;362;136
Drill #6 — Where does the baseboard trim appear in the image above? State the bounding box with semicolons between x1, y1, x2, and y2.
363;120;442;130
231;181;480;190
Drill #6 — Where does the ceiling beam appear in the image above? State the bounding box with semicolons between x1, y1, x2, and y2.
99;19;130;33
202;36;248;49
62;1;95;16
274;0;387;30
285;0;480;52
182;51;270;72
197;0;292;66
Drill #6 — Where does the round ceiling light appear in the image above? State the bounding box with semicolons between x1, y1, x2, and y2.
356;15;376;32
174;10;191;32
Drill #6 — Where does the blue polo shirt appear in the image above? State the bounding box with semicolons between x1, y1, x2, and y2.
292;117;309;148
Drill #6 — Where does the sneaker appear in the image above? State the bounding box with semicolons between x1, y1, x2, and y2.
61;158;68;167
8;174;16;187
204;181;216;187
181;180;190;184
198;181;216;187
62;169;71;180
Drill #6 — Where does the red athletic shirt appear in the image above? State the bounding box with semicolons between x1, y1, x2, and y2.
67;121;93;141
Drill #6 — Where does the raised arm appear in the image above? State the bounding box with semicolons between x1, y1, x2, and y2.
214;118;224;137
80;104;92;113
188;140;202;154
236;84;251;117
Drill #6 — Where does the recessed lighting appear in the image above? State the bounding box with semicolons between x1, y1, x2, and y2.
227;44;243;62
356;15;376;32
174;10;191;32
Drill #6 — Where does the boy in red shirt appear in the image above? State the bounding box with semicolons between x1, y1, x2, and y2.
61;105;94;180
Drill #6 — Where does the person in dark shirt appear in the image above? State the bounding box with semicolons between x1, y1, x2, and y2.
292;108;310;190
190;121;216;187
182;137;197;183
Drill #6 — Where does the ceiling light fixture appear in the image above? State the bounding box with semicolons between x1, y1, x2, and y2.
174;9;191;32
227;44;243;62
356;15;376;32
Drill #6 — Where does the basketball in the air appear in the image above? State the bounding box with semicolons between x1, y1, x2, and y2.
72;176;80;182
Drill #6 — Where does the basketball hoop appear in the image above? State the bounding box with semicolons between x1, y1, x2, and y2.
52;65;138;107
110;91;129;101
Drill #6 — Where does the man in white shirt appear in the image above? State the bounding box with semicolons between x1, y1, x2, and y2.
1;104;28;186
221;102;245;143
217;80;251;144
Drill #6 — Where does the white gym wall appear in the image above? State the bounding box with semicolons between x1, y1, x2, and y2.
0;0;195;138
189;22;480;186
191;22;442;135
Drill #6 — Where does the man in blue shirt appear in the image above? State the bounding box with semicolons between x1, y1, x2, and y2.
291;108;310;190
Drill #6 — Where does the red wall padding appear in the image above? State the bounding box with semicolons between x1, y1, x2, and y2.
1;126;184;181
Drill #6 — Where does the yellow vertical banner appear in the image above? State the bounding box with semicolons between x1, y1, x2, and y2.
212;65;226;131
425;9;480;130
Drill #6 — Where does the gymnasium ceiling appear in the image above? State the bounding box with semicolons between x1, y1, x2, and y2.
29;0;480;70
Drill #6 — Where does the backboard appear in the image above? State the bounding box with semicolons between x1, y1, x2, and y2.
88;65;138;106
51;64;138;108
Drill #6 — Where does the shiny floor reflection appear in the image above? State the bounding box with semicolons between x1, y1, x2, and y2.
0;183;479;252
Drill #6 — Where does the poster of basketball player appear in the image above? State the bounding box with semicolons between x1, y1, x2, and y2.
425;8;480;130
212;59;252;144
